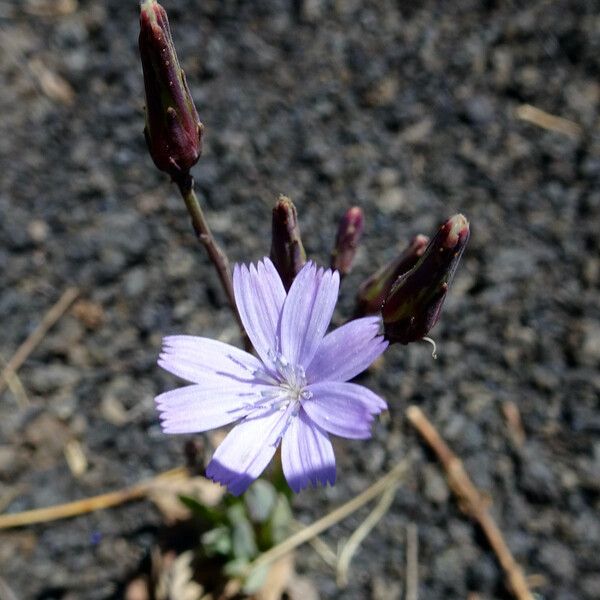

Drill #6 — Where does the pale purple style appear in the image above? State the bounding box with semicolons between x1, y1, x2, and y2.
156;258;388;495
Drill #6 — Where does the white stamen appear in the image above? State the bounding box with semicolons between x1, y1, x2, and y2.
251;350;310;420
423;336;438;359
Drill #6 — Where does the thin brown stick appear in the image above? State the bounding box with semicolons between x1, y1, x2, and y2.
176;177;250;350
0;467;187;530
405;523;419;600
502;401;526;447
516;104;582;139
0;287;79;396
406;405;534;600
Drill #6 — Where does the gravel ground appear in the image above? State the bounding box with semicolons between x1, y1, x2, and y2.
1;0;599;598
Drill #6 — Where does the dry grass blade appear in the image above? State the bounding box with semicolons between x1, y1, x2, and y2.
221;459;410;598
291;520;337;568
23;0;78;17
516;104;582;139
0;576;20;600
407;405;534;600
405;523;419;600
336;480;398;587
0;287;79;396
0;353;30;407
28;58;75;105
0;467;187;529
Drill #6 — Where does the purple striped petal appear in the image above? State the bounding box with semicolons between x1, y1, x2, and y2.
306;316;388;384
158;336;262;385
156;382;274;434
233;258;286;370
205;407;288;495
280;262;340;369
302;381;387;439
282;409;335;492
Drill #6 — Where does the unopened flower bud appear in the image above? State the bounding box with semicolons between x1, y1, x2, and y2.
356;234;429;316
270;196;307;290
331;207;364;276
382;214;470;344
139;0;203;182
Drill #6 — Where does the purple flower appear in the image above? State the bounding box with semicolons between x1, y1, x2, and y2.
156;258;388;495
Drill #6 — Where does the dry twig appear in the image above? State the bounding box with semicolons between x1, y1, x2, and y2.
516;104;582;139
336;480;399;587
0;353;30;407
405;523;419;600
406;405;534;600
221;459;410;598
291;520;337;568
0;467;187;530
0;576;20;600
0;287;79;396
502;401;526;447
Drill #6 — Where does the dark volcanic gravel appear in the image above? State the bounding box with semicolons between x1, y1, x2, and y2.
1;0;599;598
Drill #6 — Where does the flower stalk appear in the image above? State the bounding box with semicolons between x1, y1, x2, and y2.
139;0;248;346
176;175;245;339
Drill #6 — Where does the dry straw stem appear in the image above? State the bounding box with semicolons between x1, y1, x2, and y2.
516;104;582;139
0;467;187;529
220;459;410;598
0;575;19;600
291;520;337;568
405;523;419;600
0;287;79;396
336;479;399;587
406;405;534;600
0;353;30;407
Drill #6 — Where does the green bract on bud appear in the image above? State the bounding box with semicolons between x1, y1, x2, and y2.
270;196;307;291
382;214;470;344
331;207;364;276
139;0;203;181
356;234;429;316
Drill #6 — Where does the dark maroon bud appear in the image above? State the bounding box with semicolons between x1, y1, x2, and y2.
139;0;203;182
270;196;307;291
382;214;470;344
331;207;364;276
356;234;429;316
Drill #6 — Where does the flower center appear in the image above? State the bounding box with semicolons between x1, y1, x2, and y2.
271;351;308;399
253;350;312;413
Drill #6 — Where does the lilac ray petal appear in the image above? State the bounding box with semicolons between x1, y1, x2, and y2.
233;258;286;370
280;262;340;368
281;408;336;492
158;335;262;385
302;381;387;439
206;407;289;496
156;382;275;434
306;316;388;384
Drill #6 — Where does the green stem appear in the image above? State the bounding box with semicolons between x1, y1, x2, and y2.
176;175;249;349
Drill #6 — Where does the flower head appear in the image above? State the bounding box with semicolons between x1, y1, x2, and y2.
139;0;203;181
156;258;388;495
382;214;470;344
356;234;430;316
331;206;364;276
270;196;306;291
